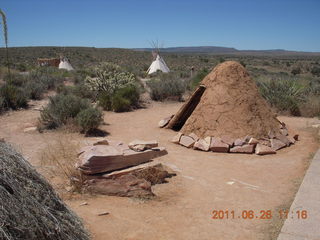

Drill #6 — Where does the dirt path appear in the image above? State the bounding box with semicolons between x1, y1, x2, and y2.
0;101;319;240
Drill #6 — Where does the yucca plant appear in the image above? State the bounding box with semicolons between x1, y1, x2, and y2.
0;9;11;81
257;76;306;116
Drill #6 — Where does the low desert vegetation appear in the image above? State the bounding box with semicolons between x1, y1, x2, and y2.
40;136;85;192
147;72;189;101
85;62;141;112
39;93;103;133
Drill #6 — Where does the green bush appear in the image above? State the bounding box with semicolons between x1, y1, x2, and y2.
311;66;320;77
0;84;28;110
57;84;95;100
112;94;131;112
257;76;306;116
40;94;92;129
3;72;26;86
98;85;140;112
0;96;4;112
189;68;209;89
148;73;187;101
97;91;112;111
25;81;45;100
76;108;103;133
85;62;136;94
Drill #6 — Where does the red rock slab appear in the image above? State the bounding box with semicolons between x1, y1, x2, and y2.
255;144;276;155
189;133;200;142
78;145;167;175
193;139;210;151
179;135;195;148
230;144;255;154
271;138;286;151
210;137;229;153
171;132;183;144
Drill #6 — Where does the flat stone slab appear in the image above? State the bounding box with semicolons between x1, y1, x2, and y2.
78;144;167;174
277;149;320;240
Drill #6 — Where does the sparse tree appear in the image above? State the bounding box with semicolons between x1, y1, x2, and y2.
0;9;11;81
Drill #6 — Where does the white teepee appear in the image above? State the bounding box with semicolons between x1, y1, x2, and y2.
59;58;74;71
147;54;170;75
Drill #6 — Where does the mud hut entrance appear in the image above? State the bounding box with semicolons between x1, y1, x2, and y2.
167;85;206;131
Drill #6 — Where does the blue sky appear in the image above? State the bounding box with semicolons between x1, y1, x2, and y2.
1;0;320;51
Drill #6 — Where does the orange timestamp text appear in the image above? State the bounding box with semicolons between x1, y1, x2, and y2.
211;209;308;220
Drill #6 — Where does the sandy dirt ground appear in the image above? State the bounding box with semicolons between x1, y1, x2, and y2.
0;100;319;240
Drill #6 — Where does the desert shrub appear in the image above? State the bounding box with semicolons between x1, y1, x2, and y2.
98;85;140;112
115;85;140;107
25;80;45;100
40;136;85;192
257;76;306;116
189;68;209;89
0;84;28;109
0;96;4;112
291;67;301;75
311;66;320;77
85;62;136;94
28;67;65;90
97;91;112;110
148;73;187;101
76;108;103;133
112;94;131;112
39;94;92;129
299;95;320;118
57;84;95;100
3;72;26;86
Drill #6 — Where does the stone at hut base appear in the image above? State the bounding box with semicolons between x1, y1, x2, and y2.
179;135;195;148
171;132;183;144
255;144;276;155
210;137;229;153
230;144;255;154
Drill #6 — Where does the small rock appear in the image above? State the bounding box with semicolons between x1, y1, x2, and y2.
255;144;276;155
243;135;252;143
171;132;183;144
158;115;174;128
258;139;271;147
268;130;276;139
189;132;200;141
93;139;109;146
234;138;245;146
179;135;195;148
271;139;286;151
65;186;74;192
98;212;109;216
230;144;255;154
210;137;229;153
248;137;259;145
312;124;320;128
128;140;158;152
23;127;37;133
221;136;235;146
287;136;296;144
79;202;88;206
193;139;210;151
275;134;291;147
204;136;212;145
280;128;288;136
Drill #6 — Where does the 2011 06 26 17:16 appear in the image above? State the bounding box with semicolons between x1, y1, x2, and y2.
211;209;308;220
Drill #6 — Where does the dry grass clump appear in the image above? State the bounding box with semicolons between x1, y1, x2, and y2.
40;135;85;192
0;141;89;240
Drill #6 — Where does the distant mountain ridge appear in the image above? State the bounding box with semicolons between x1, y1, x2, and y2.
133;46;320;55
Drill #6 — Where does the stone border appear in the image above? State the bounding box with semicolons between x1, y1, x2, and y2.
277;148;320;240
170;129;298;155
